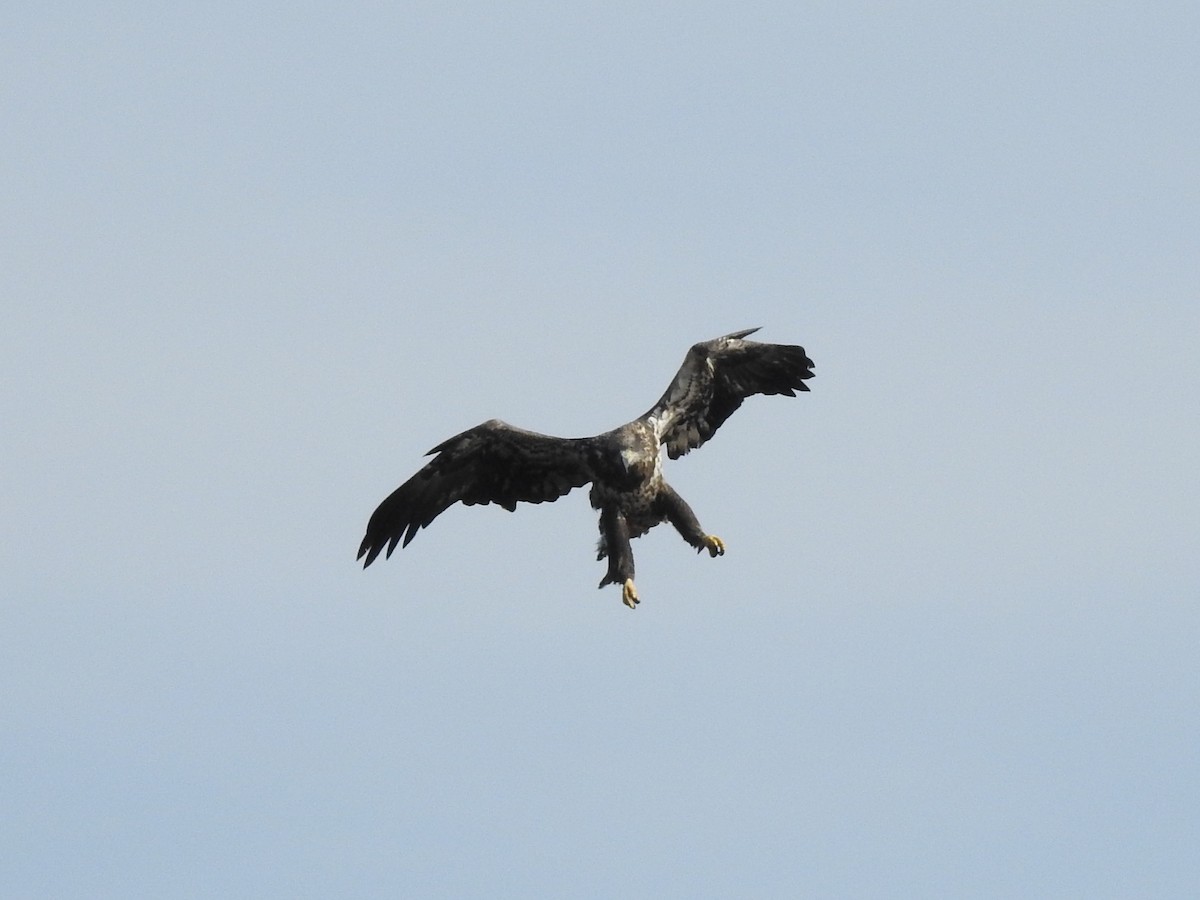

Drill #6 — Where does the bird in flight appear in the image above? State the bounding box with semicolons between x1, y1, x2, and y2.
358;328;815;608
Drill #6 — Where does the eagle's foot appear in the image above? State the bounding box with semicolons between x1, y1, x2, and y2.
622;578;640;609
701;534;726;557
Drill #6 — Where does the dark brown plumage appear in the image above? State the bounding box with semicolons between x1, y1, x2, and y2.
358;328;814;607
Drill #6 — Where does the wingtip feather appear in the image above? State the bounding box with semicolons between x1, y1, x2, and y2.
358;539;383;568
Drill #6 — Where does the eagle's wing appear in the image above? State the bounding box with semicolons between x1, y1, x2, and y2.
647;327;815;459
358;419;596;566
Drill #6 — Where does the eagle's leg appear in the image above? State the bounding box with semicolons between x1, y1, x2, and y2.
597;506;638;608
657;483;726;558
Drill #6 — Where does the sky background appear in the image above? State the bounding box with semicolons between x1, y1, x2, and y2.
3;2;1199;897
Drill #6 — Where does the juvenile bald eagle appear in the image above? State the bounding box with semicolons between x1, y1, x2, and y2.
358;328;814;608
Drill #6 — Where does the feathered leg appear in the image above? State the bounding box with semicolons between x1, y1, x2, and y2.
657;483;726;558
597;506;639;608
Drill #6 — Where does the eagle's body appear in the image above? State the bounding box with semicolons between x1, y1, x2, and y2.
358;328;814;607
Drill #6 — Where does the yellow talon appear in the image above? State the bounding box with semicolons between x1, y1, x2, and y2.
703;534;726;557
622;578;639;609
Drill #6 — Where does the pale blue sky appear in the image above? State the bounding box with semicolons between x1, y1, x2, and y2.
4;3;1199;897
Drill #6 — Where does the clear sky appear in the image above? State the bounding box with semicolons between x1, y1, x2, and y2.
4;2;1198;897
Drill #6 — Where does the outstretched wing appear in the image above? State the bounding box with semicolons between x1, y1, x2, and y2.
647;327;815;459
358;419;596;566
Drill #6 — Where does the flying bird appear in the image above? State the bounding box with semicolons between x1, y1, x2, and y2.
358;328;815;608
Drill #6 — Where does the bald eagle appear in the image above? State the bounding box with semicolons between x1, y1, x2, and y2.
358;328;814;608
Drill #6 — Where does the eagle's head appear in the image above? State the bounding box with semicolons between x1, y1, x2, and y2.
613;422;659;486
